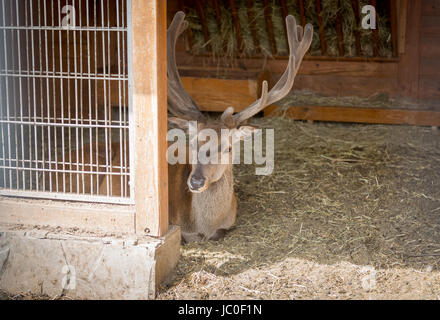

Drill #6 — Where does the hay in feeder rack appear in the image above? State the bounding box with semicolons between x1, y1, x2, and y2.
182;0;394;60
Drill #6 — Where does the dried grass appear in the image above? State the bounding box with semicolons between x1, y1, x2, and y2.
185;0;393;60
158;117;440;299
277;90;420;110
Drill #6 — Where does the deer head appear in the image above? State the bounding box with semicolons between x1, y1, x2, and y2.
167;11;313;193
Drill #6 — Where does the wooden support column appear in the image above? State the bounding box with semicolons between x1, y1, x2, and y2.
246;0;261;53
129;0;168;236
397;0;421;99
351;0;362;56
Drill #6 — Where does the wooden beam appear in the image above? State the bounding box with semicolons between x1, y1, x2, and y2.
130;0;168;236
181;77;258;112
0;197;136;234
212;0;222;31
370;0;379;57
195;0;211;52
280;0;290;47
397;0;408;55
246;0;261;53
422;0;440;16
351;0;362;56
397;0;421;98
389;0;398;57
335;0;345;56
298;0;306;27
230;0;244;52
263;0;277;55
177;0;194;50
211;0;226;53
264;105;440;126
315;0;327;55
176;54;399;77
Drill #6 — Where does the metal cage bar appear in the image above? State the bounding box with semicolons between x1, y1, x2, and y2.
0;0;132;204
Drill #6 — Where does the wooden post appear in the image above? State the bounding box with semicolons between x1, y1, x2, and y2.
389;0;398;57
263;0;277;55
351;0;362;56
230;0;244;53
280;0;290;49
370;0;379;57
335;0;345;56
177;0;194;50
315;0;327;56
195;0;212;52
246;0;261;53
298;0;306;27
397;0;421;99
129;0;168;236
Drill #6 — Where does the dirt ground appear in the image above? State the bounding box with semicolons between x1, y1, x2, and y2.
157;117;440;300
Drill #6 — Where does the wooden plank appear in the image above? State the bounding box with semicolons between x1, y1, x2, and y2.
0;197;135;234
370;0;379;57
315;0;327;55
211;0;226;52
179;73;399;112
389;0;398;57
263;0;277;55
419;76;440;100
422;0;440;16
420;37;440;59
397;0;408;55
293;74;399;96
195;0;211;52
176;54;399;78
397;0;421;98
246;0;261;53
298;0;306;27
130;0;168;236
212;0;222;31
351;0;361;56
181;77;258;112
177;0;194;49
280;0;290;47
264;105;440;126
421;16;440;37
420;58;440;76
230;0;244;52
336;0;345;56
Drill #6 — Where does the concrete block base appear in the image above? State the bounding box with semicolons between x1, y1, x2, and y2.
0;225;180;299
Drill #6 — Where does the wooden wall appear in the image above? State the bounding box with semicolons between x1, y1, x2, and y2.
169;0;440;115
419;0;440;103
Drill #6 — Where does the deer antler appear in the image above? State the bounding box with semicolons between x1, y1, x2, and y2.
167;11;206;122
226;15;313;126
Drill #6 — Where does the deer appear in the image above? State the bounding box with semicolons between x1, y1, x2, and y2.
52;11;312;243
165;12;313;242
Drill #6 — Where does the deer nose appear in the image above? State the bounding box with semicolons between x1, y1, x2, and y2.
189;176;206;190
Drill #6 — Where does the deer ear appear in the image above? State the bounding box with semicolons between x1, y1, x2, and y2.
168;117;189;130
234;125;257;141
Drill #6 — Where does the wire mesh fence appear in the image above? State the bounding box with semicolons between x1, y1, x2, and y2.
0;0;131;204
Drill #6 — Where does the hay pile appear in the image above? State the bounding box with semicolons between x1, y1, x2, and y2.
185;0;393;59
158;117;440;299
277;91;420;110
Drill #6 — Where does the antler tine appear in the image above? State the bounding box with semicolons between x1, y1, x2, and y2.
167;12;206;121
230;15;313;125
